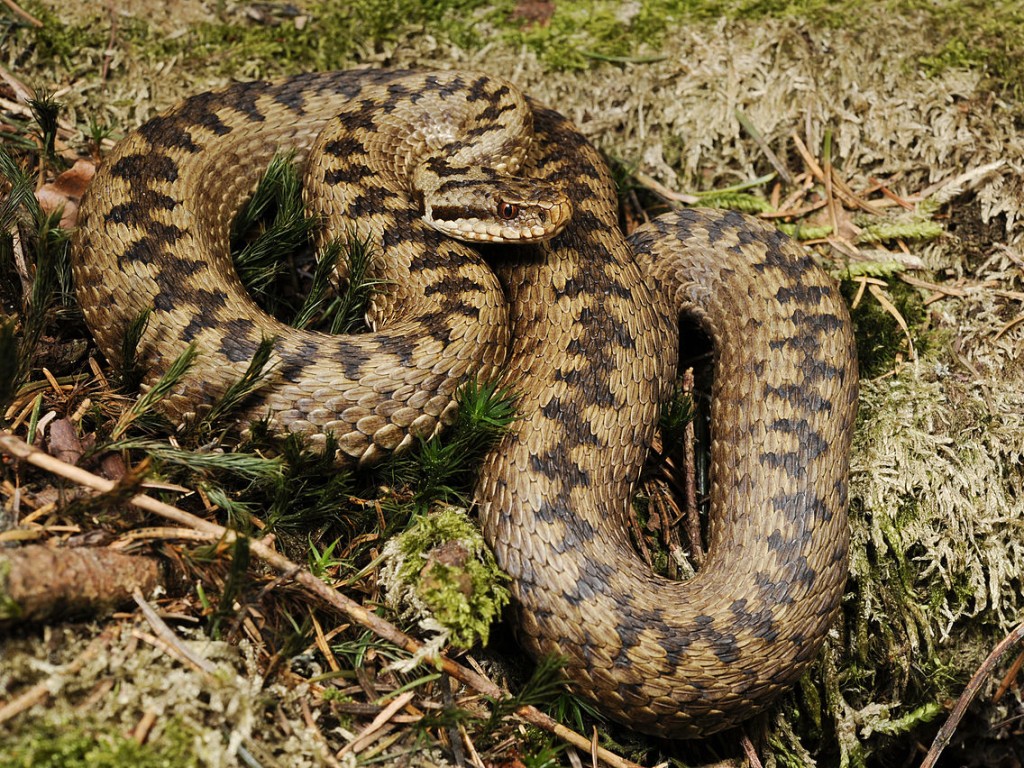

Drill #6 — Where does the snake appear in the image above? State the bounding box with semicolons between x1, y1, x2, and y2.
71;69;858;738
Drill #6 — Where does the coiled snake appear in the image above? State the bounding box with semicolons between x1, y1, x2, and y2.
72;70;858;738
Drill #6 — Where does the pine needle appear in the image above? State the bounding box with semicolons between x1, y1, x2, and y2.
109;437;284;483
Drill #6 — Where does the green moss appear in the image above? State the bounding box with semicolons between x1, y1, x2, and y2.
0;719;200;768
383;507;510;650
19;0;1024;96
505;0;859;69
162;0;505;77
839;278;929;379
509;1;672;70
13;3;106;67
914;0;1024;97
507;0;1024;90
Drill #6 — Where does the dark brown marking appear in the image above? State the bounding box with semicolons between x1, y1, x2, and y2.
219;319;259;363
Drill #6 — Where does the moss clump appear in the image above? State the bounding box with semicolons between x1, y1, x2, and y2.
507;0;863;70
914;0;1024;97
162;0;504;77
380;507;510;652
0;719;200;768
19;0;1024;96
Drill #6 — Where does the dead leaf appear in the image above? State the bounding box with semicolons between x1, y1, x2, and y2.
100;452;127;482
47;417;83;466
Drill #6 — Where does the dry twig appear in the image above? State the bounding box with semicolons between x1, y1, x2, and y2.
338;690;416;757
920;620;1024;768
0;0;41;27
740;733;763;768
0;430;643;768
0;544;163;623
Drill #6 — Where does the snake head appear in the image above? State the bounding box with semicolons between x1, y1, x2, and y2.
421;177;572;244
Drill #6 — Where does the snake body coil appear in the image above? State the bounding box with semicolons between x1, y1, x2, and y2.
72;70;858;738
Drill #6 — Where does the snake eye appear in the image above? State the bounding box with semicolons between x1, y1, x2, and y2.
498;202;519;220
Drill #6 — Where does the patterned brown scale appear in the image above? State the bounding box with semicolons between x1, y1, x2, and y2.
73;70;858;738
73;70;567;465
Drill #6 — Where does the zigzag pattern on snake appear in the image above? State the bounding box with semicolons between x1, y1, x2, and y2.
72;69;858;738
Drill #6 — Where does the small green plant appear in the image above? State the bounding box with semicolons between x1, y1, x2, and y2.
307;232;383;334
200;483;258;530
231;153;318;306
85;118;114;149
690;172;775;213
196;335;277;434
486;654;601;736
230;154;382;333
777;223;834;240
0;150;74;416
206;536;251;640
110;343;197;439
390;379;518;506
855;217;944;244
109;438;284;484
658;382;695;444
308;536;345;578
118;309;152;392
331;629;407;669
26;91;63;161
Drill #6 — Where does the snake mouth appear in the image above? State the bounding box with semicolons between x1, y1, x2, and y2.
426;198;572;243
419;174;573;244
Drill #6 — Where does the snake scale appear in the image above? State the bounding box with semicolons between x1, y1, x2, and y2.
72;69;858;738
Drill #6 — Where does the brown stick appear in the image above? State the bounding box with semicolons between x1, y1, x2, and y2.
1;0;42;27
920;620;1024;768
740;733;764;768
681;367;703;566
0;431;642;768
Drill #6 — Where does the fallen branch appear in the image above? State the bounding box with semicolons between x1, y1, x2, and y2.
0;431;642;768
0;544;163;624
